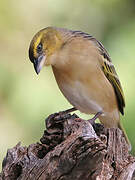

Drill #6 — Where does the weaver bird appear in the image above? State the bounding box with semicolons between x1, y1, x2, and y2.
29;27;130;149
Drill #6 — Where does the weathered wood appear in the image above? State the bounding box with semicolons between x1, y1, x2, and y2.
0;112;135;180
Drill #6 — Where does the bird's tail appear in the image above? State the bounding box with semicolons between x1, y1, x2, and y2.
99;113;131;151
99;115;131;151
118;122;131;151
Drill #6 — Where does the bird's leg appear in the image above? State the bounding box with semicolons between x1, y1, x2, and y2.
88;111;102;125
60;107;77;114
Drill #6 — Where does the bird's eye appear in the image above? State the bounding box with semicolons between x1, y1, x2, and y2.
37;43;42;53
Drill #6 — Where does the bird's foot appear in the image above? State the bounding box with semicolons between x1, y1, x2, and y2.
46;107;77;128
88;112;102;126
59;107;77;115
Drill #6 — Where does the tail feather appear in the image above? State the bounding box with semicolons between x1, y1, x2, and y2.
99;112;131;151
118;122;131;151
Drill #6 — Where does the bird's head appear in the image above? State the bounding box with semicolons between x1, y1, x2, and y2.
29;27;63;74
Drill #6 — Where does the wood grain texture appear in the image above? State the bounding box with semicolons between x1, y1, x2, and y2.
0;112;135;180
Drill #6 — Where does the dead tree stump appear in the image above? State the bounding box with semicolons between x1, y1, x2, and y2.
0;112;135;180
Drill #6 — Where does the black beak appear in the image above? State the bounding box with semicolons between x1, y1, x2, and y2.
33;55;45;74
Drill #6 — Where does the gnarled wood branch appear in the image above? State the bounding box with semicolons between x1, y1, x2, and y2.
0;112;135;180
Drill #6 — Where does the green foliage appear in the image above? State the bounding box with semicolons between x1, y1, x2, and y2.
0;0;135;168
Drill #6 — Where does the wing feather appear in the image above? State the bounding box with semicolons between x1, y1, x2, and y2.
92;38;125;115
102;59;125;115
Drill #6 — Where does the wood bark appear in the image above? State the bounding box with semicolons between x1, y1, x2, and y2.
0;112;135;180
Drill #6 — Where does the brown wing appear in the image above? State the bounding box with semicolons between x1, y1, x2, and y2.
91;37;125;115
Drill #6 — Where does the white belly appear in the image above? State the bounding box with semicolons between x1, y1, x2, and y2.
59;80;102;114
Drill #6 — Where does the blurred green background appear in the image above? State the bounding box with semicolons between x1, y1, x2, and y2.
0;0;135;169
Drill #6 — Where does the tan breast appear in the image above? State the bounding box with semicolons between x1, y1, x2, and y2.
51;37;119;117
